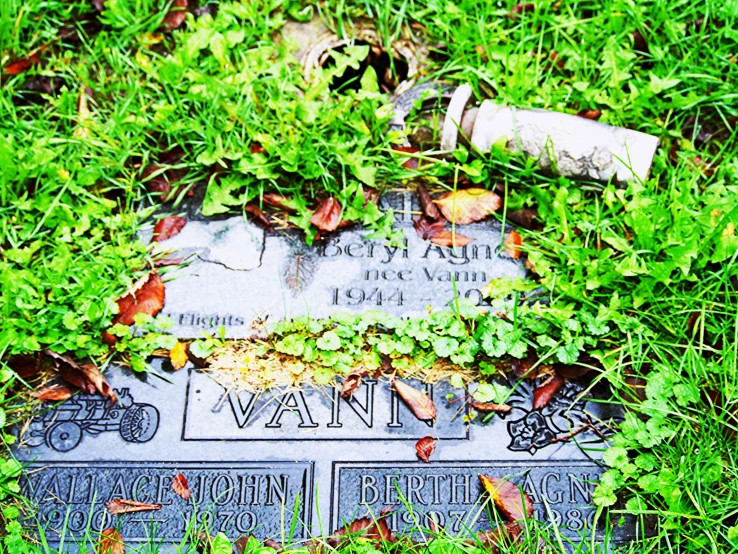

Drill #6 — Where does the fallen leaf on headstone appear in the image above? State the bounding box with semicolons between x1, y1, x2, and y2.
44;350;116;403
433;188;502;225
334;511;395;543
96;528;124;554
245;203;274;231
470;401;511;413
412;215;446;240
341;369;368;400
417;183;442;220
172;473;191;500
31;384;73;402
162;0;188;30
503;230;522;259
102;271;165;344
476;522;522;553
311;198;343;232
576;109;602;121
106;499;162;515
532;372;566;410
263;539;282;551
430;230;475;247
478;475;533;522
415;436;436;463
169;342;189;371
152;216;186;242
393;379;436;421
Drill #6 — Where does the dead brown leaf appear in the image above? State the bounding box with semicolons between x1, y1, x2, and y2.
470;402;511;413
434;188;502;225
311;198;343;232
152;216;186;242
172;473;191;500
262;193;295;212
503;230;522;259
31;384;73;402
476;522;522;553
245;203;274;231
334;511;396;543
263;539;282;551
430;230;475;248
412;215;446;240
393;379;436;421
106;499;162;515
5;353;43;379
415;436;436;463
169;342;188;371
393;146;420;169
341;369;368;400
44;350;116;403
162;0;188;30
509;2;534;17
532;372;566;410
417;183;441;220
576;109;602;120
96;528;124;554
506;208;541;231
102;272;165;344
479;475;533;522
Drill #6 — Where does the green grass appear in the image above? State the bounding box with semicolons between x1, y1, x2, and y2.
1;0;738;551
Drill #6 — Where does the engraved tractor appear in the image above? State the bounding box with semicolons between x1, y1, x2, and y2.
25;388;159;452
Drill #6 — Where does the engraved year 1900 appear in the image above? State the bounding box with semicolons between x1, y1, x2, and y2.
330;287;404;307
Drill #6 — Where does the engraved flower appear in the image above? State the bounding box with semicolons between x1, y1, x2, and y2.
507;411;557;455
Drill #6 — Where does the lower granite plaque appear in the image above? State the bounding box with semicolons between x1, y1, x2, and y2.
23;461;313;542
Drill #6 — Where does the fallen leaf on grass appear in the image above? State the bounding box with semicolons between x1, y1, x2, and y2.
509;2;534;17
476;522;522;553
152;216;186;242
412;215;446;240
4;56;37;75
44;350;116;403
31;385;73;402
263;539;282;551
415;436;436;463
393;379;436;421
633;29;649;54
5;353;43;379
470;402;511;413
334;511;395;543
96;528;124;554
262;193;294;212
162;0;188;30
532;372;566;410
506;208;541;231
479;475;533;522
106;499;162;515
393;146;420;169
245;203;274;231
311;198;342;232
341;369;368;400
234;535;251;554
168;342;189;371
503;230;522;259
103;272;165;344
417;183;441;220
430;230;475;247
434;188;502;225
576;109;602;120
172;473;191;500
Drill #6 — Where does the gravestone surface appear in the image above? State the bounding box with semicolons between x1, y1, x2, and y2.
14;193;632;548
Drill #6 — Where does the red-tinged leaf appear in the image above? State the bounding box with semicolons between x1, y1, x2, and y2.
362;187;380;206
169;342;188;371
262;193;294;212
511;352;540;379
5;353;43;379
417;182;442;221
412;215;446;241
152;216;186;242
532;372;566;410
96;528;124;554
106;499;162;515
479;475;534;522
341;369;368;400
103;272;165;344
250;142;267;154
470;402;511;413
162;0;188;30
245;203;274;231
476;522;522;553
172;473;190;500
334;512;396;543
430;230;475;248
4;57;34;75
509;2;534;16
31;385;73;402
154;256;184;267
434;188;502;225
576;109;602;120
549;51;564;69
503;230;522;259
393;379;436;421
393;145;420;169
311;198;342;232
263;539;282;551
415;436;436;463
44;350;117;403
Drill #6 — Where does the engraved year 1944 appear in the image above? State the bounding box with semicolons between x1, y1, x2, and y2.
330;287;404;307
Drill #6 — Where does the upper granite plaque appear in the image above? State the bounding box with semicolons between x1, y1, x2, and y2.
159;192;524;338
